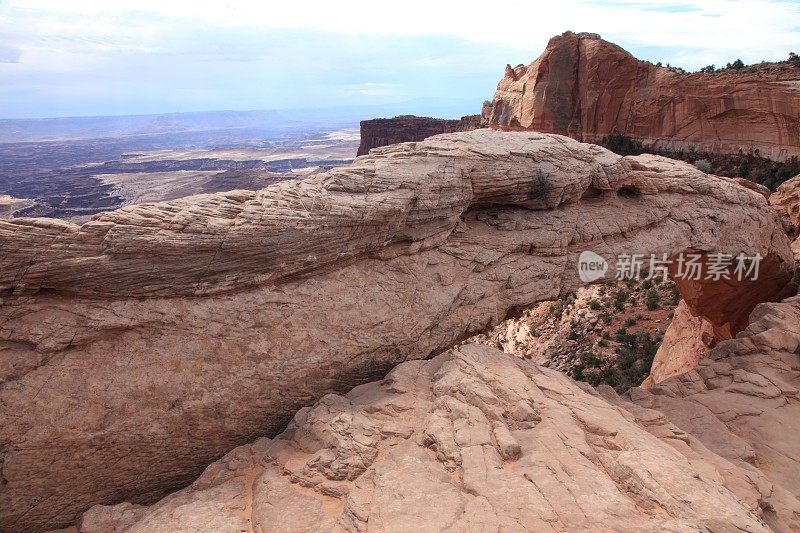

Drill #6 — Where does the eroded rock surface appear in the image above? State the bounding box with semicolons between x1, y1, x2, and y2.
0;130;794;532
771;174;800;263
485;31;800;162
770;174;800;237
626;296;800;532
78;341;798;532
642;300;714;389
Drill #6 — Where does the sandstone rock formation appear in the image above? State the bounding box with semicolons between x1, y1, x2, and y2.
77;325;800;531
771;174;800;264
771;174;800;235
485;31;800;162
641;300;714;388
626;296;800;531
356;114;481;156
0;130;794;532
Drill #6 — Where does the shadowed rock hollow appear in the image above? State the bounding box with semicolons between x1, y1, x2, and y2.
0;130;795;532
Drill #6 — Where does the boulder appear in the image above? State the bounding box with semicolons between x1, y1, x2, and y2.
642;300;714;388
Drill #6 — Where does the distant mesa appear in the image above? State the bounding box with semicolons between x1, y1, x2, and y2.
483;31;800;162
356;114;483;156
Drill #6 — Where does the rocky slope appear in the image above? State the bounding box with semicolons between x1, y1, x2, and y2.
469;278;679;391
0;130;795;532
626;296;800;531
76;296;800;531
356;115;481;156
484;31;800;162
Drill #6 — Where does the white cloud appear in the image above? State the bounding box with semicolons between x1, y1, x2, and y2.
2;0;798;59
0;0;798;117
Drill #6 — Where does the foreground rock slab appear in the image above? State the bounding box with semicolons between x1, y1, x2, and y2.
79;338;799;532
0;130;794;531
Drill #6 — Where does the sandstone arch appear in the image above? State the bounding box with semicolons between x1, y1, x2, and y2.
0;130;794;531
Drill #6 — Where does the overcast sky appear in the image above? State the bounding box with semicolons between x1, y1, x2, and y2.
1;0;798;119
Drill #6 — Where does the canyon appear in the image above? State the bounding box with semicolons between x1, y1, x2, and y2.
0;126;357;221
484;31;800;163
0;130;796;532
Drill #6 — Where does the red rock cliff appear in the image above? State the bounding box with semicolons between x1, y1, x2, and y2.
485;31;800;162
357;115;481;156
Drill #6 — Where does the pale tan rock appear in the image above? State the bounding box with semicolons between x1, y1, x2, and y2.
77;503;147;533
626;296;800;532
486;31;800;162
0;130;794;532
771;174;800;237
771;174;800;265
642;300;714;388
78;344;788;532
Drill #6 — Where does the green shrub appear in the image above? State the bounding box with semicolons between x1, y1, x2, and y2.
550;302;563;319
589;299;602;310
645;289;660;310
529;325;540;337
614;289;629;304
572;329;664;392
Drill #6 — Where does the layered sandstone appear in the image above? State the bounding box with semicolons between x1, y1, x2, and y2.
772;174;800;235
642;300;714;388
356;114;481;156
770;174;800;265
78;345;800;533
485;31;800;162
0;130;794;532
626;296;800;531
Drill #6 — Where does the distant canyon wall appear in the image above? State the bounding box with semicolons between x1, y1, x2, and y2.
356;115;482;156
484;31;800;162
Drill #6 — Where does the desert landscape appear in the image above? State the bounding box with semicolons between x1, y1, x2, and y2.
1;2;800;532
0;117;359;221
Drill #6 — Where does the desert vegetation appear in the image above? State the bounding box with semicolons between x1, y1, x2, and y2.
470;277;679;393
600;133;800;190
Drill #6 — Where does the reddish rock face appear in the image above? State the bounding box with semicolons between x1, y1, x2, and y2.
356;115;481;156
485;31;800;162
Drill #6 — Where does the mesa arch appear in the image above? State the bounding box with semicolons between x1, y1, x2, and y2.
0;130;794;532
